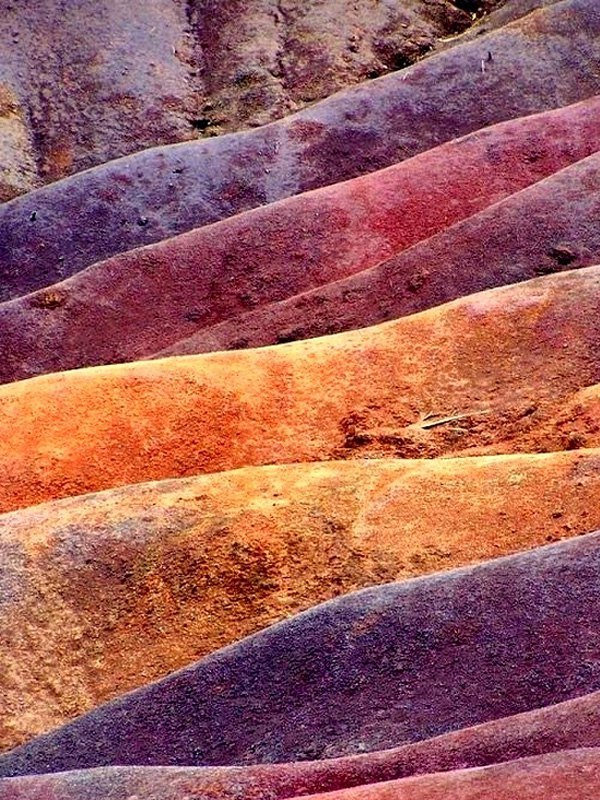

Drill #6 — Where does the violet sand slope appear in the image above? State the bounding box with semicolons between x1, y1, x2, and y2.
2;449;600;749
160;144;600;356
3;690;600;800
0;0;599;298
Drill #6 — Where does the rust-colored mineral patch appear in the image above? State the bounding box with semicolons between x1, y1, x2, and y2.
1;267;600;511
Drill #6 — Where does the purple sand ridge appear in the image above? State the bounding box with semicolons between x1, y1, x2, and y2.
0;0;599;300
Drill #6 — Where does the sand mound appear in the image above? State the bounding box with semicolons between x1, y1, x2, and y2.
3;98;600;379
2;267;600;511
0;0;507;190
297;750;600;800
2;690;600;799
160;146;600;356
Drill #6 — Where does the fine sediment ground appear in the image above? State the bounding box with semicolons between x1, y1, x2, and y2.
0;2;597;796
2;690;600;800
293;750;600;800
0;0;509;194
2;267;600;512
3;97;600;377
160;146;600;356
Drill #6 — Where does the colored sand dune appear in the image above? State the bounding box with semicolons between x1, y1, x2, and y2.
3;97;600;378
0;0;598;288
2;267;600;512
290;750;600;800
1;2;600;797
2;531;600;776
1;450;598;749
0;0;498;193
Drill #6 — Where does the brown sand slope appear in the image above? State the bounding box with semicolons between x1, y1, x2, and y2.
0;87;37;202
444;0;561;43
181;0;495;136
0;0;196;188
2;690;599;800
4;98;600;380
0;1;540;203
1;450;599;749
472;383;600;456
0;0;598;291
1;266;600;512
